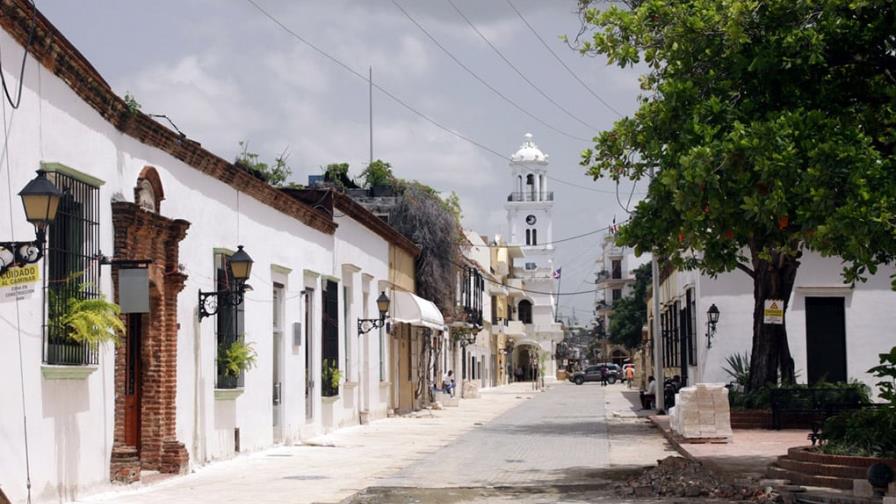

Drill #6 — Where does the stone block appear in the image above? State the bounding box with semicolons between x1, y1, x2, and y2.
854;479;874;497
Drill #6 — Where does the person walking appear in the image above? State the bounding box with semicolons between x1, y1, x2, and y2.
625;365;635;388
599;366;608;386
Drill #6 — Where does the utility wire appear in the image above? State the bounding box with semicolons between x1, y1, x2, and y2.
245;0;633;196
392;0;591;143
447;0;597;131
504;0;623;117
0;0;35;109
245;0;508;160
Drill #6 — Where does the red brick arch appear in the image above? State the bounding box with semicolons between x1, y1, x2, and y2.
110;200;190;481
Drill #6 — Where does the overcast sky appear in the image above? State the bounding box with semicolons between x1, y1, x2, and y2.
38;0;645;323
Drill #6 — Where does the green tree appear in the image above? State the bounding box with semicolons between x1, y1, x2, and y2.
322;162;356;189
608;263;651;349
577;0;896;391
360;159;395;188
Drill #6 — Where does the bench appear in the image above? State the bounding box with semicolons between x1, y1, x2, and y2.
769;387;867;443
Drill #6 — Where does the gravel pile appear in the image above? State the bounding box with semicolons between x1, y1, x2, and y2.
616;456;783;502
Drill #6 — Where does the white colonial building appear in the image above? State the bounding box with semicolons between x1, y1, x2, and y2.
652;252;896;392
0;5;423;503
502;134;563;381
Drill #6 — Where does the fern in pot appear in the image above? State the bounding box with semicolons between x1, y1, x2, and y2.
49;283;125;348
218;339;257;388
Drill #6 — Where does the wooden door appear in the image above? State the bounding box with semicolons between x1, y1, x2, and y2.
124;313;143;449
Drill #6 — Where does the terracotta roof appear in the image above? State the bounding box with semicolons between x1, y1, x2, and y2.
0;0;336;235
282;188;420;257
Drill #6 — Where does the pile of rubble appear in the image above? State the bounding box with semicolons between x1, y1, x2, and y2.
616;456;783;502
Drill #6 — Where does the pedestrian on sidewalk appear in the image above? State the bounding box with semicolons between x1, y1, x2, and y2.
625;366;635;388
443;370;456;397
599;366;608;386
640;376;657;409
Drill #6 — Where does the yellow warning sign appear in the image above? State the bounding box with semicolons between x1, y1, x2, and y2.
763;299;784;325
0;263;40;288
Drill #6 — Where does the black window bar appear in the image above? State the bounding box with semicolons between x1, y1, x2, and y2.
43;172;101;366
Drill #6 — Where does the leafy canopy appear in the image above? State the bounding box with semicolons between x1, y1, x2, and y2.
360;159;395;188
577;0;896;286
608;262;651;348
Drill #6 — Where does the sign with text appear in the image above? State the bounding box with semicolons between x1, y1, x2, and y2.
763;299;784;325
0;263;40;301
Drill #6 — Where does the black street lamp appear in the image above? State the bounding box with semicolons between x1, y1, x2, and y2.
198;245;254;320
0;170;63;276
358;291;390;335
706;303;720;348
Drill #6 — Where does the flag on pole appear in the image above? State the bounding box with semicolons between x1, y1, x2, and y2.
552;268;562;279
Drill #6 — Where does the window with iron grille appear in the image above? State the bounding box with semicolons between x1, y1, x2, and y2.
44;171;101;366
687;289;697;366
216;252;245;389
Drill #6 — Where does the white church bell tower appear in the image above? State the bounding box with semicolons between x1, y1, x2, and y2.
505;133;554;273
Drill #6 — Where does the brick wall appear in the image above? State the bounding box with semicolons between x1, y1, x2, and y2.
110;202;190;479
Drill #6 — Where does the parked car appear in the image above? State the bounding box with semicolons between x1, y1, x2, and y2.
569;364;621;385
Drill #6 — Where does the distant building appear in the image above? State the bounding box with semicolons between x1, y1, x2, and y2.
502;134;563;381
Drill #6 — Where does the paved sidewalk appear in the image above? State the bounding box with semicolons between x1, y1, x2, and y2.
650;414;810;476
75;383;537;504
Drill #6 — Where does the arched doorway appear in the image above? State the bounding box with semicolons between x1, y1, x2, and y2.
518;299;532;324
513;343;540;381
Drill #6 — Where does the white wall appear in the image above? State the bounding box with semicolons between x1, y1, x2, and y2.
657;252;896;395
0;27;393;503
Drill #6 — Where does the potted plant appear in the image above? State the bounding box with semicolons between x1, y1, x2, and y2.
48;283;125;348
321;359;342;397
217;339;257;389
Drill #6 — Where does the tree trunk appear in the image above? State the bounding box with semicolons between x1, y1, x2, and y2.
747;249;800;392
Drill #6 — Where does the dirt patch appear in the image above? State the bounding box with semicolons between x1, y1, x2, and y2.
615;456;782;502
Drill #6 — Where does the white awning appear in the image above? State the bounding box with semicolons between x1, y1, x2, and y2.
392;291;446;331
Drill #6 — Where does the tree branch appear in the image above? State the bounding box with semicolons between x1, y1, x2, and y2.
735;261;755;278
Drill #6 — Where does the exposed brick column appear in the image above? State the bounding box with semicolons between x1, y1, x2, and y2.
110;202;191;481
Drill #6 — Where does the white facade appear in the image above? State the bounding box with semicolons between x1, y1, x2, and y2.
654;251;896;393
502;134;563;380
594;232;646;338
0;22;398;504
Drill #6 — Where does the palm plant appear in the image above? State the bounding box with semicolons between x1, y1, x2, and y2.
723;352;751;387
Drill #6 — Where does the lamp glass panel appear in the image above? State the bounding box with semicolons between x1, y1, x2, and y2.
21;194;60;224
229;260;251;281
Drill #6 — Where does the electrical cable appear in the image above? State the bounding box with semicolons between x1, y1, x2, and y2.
391;0;592;143
245;0;510;161
447;0;597;131
504;0;623;118
245;0;646;197
0;0;35;109
2;88;33;504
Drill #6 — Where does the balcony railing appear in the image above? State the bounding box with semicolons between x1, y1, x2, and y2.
507;191;553;202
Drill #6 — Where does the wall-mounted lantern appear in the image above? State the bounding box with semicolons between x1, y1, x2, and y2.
0;170;63;275
706;303;720;348
358;291;390;335
198;245;254;320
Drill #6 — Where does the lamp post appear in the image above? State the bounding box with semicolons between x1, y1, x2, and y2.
357;291;390;334
706;303;720;348
198;245;254;320
0;170;63;275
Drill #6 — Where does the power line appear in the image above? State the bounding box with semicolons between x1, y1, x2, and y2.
391;0;591;143
447;0;597;132
245;0;508;160
504;0;623;118
244;0;635;197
